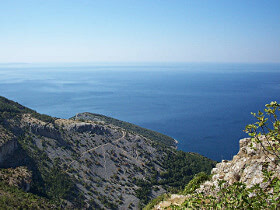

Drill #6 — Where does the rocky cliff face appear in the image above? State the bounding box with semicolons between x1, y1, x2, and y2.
154;136;280;209
197;136;280;195
0;125;18;165
0;139;17;165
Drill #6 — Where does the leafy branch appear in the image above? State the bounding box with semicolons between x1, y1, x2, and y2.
245;101;280;163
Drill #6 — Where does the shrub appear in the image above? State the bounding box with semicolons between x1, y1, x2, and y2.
183;172;210;195
245;101;280;163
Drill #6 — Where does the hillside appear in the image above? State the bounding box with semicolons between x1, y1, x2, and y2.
0;96;216;209
150;102;280;210
72;112;177;148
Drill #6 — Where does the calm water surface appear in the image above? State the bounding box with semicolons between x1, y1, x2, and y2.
1;63;280;161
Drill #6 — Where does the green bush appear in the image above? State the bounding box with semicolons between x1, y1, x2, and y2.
143;193;170;210
0;181;58;209
183;172;210;195
245;101;280;163
182;175;280;209
159;150;216;190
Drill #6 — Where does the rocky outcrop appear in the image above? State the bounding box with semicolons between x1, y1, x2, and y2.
0;125;18;164
21;115;62;141
74;113;105;122
154;136;280;209
198;136;280;196
67;122;110;135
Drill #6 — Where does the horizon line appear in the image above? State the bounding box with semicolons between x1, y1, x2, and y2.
0;61;280;65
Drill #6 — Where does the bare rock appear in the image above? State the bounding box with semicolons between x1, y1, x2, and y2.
198;136;280;196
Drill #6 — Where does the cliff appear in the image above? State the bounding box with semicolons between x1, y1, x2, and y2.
197;136;280;195
153;136;280;209
0;125;18;165
0;137;17;165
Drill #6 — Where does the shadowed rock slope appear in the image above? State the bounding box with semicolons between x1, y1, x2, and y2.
0;96;216;209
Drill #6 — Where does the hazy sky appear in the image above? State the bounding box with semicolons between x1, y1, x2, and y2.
0;0;279;63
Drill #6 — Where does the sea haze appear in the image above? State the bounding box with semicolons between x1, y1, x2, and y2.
1;63;280;161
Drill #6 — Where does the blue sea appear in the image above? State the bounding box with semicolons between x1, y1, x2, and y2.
1;63;280;161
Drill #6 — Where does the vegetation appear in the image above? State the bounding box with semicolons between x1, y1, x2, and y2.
143;193;170;210
98;195;118;209
0;96;55;123
181;172;280;209
159;151;216;191
73;112;176;147
0;181;58;209
134;179;153;208
17;135;83;207
183;172;210;195
30;112;55;123
134;151;216;207
245;101;280;163
0;96;32;115
143;172;211;209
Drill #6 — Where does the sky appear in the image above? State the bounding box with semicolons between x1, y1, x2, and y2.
0;0;279;63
